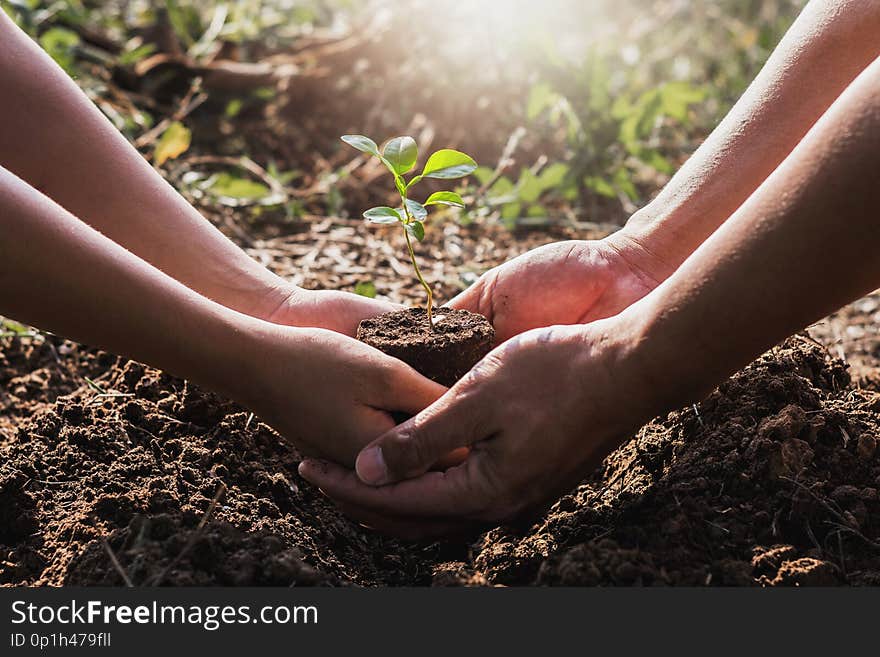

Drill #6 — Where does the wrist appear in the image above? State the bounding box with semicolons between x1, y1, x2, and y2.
192;308;272;403
611;294;723;416
222;316;318;409
571;318;672;430
613;202;699;278
602;214;677;289
250;279;309;325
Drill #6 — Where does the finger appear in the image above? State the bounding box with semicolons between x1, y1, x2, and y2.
299;455;490;518
355;382;496;485
447;282;481;314
312;290;402;336
343;293;400;323
376;358;447;416
432;446;469;470
448;273;495;321
352;404;397;441
354;411;468;470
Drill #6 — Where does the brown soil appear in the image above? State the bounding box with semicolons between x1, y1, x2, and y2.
357;307;495;387
2;327;879;587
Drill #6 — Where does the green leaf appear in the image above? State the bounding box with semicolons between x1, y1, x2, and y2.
659;81;706;121
164;0;200;46
406;221;425;241
402;199;427;221
118;42;156;66
584;176;616;198
527;204;547;217
424;191;465;208
382;136;418;175
253;87;276;101
501;202;521;221
472;166;495;185
354;281;377;298
421;149;477;179
154;121;191;166
224;98;244;118
527;81;557;120
0;318;33;337
613;168;639;201
39;27;80;75
363;206;402;224
637;148;673;175
500;202;521;229
537;163;569;190
518;168;543;203
341;135;379;157
208;173;269;200
488;176;516;202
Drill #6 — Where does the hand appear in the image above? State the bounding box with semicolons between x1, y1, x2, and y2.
297;319;660;538
450;232;673;342
259;285;401;337
240;325;446;467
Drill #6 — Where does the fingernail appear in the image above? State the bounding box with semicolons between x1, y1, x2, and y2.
298;458;323;477
356;446;387;485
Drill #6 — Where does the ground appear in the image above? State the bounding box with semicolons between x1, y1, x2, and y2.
2;215;878;587
2;0;876;587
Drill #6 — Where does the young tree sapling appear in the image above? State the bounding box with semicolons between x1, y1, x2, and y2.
341;134;477;328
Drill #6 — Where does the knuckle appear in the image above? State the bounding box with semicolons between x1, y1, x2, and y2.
458;366;486;390
476;464;533;523
470;461;511;518
385;429;430;476
477;269;501;320
372;357;407;393
459;352;503;388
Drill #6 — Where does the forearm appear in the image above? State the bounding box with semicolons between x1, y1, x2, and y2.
0;12;288;320
0;164;267;401
627;54;880;412
619;0;880;274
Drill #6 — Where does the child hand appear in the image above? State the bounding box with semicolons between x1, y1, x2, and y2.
259;286;402;337
239;324;446;467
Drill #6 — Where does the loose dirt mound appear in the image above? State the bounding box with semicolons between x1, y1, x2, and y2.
1;333;878;586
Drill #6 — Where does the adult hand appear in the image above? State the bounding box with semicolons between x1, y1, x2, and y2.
297;319;661;538
450;232;673;342
241;325;446;467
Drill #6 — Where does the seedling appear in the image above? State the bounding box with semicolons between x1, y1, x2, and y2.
341;135;476;328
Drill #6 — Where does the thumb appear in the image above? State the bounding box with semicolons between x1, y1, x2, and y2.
448;274;491;319
355;386;491;486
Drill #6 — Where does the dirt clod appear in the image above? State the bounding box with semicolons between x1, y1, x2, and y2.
357;307;494;386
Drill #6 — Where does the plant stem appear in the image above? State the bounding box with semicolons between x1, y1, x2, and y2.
399;183;434;330
403;225;434;330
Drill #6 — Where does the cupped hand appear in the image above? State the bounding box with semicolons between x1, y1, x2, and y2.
262;285;401;337
241;325;446;467
450;233;673;343
297;319;660;538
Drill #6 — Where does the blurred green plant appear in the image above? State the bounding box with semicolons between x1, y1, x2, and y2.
494;57;705;225
38;26;80;73
1;0;805;231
